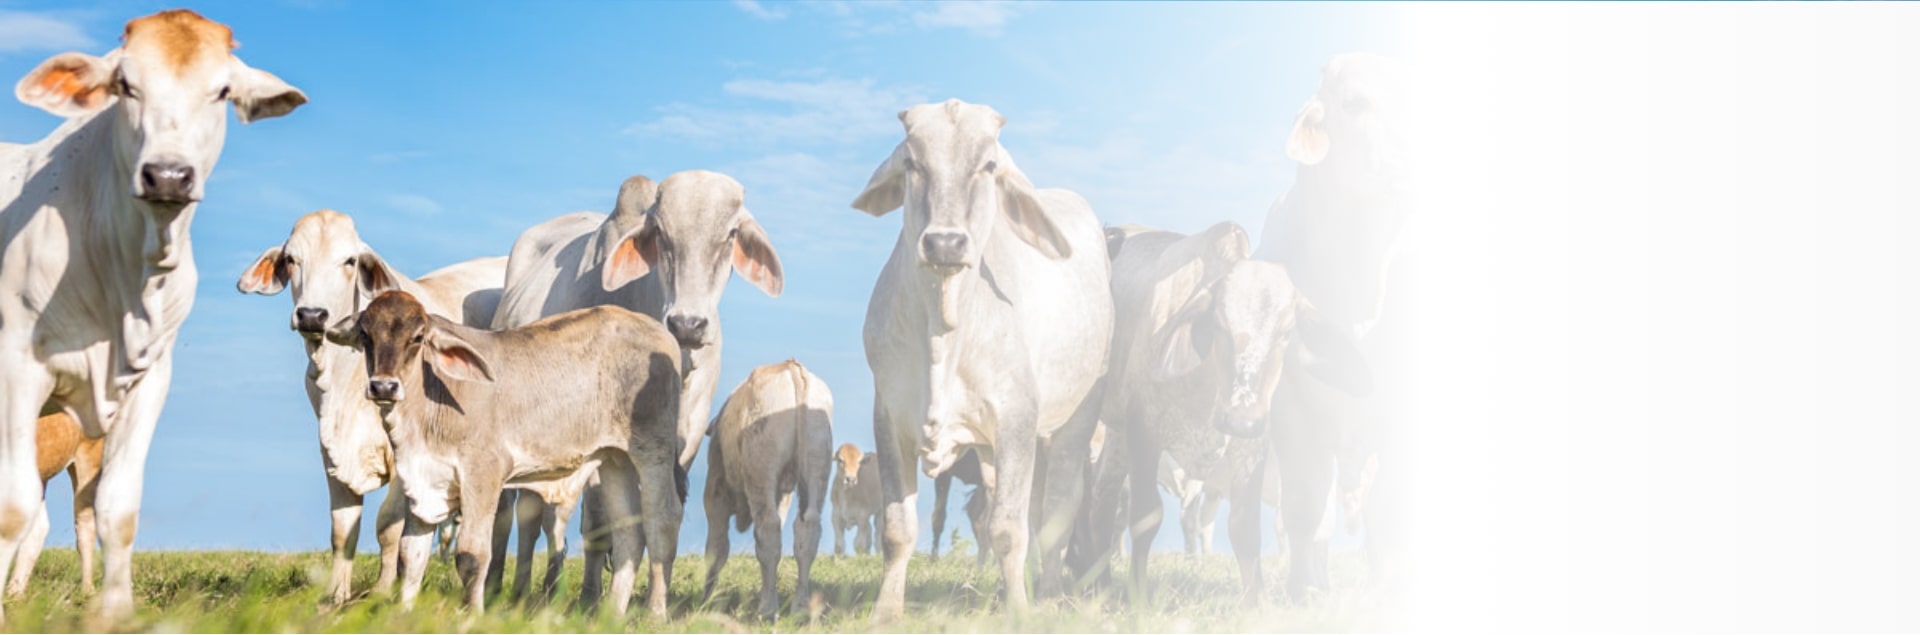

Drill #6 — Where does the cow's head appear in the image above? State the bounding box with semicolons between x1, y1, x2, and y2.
14;9;305;212
600;171;783;350
236;210;404;341
834;443;866;489
1287;53;1406;191
852;99;1069;277
1153;226;1369;438
349;291;493;407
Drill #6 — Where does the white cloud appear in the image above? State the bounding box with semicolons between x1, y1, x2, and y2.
1015;130;1289;238
387;194;443;216
911;1;1021;36
627;77;926;147
733;0;789;21
0;11;93;55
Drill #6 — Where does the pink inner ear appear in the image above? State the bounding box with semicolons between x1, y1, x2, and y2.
241;256;279;291
732;240;781;296
606;235;651;286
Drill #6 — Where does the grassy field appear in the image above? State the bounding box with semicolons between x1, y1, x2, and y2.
1;544;1392;633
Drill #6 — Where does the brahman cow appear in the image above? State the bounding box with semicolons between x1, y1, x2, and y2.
5;414;101;598
491;170;783;600
0;9;305;620
700;359;833;621
337;291;684;616
851;99;1113;618
237;209;505;604
1255;52;1410;599
1091;221;1365;603
829;444;880;556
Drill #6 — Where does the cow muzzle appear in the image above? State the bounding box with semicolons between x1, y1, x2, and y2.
919;230;971;270
666;314;711;349
136;161;198;204
367;377;404;404
292;307;329;336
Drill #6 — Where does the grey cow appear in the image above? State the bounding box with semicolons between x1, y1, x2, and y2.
851;99;1114;619
491;171;783;601
700;359;833;621
1088;222;1366;604
338;291;685;616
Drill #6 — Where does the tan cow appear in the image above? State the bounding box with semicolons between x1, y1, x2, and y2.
700;360;833;621
0;10;305;621
5;414;102;598
829;444;881;556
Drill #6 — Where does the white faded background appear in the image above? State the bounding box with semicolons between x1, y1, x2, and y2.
1400;3;1920;632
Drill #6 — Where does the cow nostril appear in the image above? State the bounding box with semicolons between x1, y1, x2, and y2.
294;308;329;332
368;379;400;401
138;163;196;202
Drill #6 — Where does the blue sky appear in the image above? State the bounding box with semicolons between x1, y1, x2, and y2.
0;1;1392;555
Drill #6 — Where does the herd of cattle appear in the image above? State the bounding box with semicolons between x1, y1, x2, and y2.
0;9;1410;625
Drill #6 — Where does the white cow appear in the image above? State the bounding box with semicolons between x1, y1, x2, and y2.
492;170;781;605
0;9;305;621
237;209;505;605
851;99;1113;618
1256;52;1410;599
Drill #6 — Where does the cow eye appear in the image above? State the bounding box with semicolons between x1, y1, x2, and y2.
983;160;998;174
411;333;424;344
215;85;230;102
343;257;356;267
116;76;138;100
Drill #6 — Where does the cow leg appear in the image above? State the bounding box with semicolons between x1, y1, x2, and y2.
539;495;574;605
1228;468;1265;606
324;478;366;605
397;513;435;609
0;367;51;624
1126;425;1164;599
968;489;990;570
597;457;646;617
749;485;784;621
633;445;682;618
793;424;829;621
1200;494;1222;555
511;490;545;602
456;480;505;611
1035;390;1099;599
575;486;606;613
931;471;951;559
91;357;169;623
991;407;1040;613
484;490;514;599
870;403;919;623
831;511;846;556
1071;423;1127;586
1278;430;1336;602
371;477;406;597
70;452;101;595
4;501;48;598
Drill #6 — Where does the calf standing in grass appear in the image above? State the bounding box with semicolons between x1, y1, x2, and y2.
700;360;833;620
829;444;880;556
340;291;685;616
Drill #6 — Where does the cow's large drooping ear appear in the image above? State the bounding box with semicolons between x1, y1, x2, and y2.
601;215;660;292
1151;287;1217;381
1287;97;1330;166
15;52;115;118
731;214;784;297
851;142;909;216
995;151;1072;259
236;246;288;295
1295;301;1374;397
426;328;494;384
354;248;403;296
228;59;307;124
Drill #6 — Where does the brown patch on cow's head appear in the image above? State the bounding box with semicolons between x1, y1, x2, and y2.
835;443;865;486
122;9;235;74
356;291;430;404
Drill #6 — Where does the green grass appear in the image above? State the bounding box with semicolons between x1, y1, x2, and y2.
1;544;1393;633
